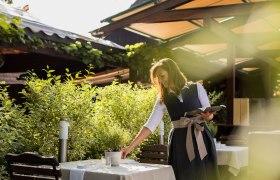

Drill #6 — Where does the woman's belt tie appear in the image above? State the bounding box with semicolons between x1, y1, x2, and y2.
172;117;207;162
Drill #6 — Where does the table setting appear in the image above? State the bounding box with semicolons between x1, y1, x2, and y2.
60;158;176;180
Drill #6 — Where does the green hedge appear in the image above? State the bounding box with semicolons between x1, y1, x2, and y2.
88;82;172;159
20;70;97;160
0;86;26;178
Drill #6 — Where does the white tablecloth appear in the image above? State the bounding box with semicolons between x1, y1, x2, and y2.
60;159;176;180
216;145;248;176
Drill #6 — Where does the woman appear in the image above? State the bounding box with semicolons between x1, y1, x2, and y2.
122;58;219;180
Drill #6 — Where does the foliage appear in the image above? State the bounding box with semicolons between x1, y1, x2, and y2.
0;85;26;179
99;124;131;152
206;90;225;137
20;67;97;161
208;90;226;123
206;120;218;137
208;90;224;105
94;82;157;132
87;82;171;159
125;43;173;82
56;41;106;68
0;14;42;48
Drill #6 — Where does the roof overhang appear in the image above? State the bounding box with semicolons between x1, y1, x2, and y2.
90;0;280;66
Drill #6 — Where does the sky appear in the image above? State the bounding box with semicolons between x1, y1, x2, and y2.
12;0;135;37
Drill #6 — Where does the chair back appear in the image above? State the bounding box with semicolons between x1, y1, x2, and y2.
137;144;168;164
5;152;61;180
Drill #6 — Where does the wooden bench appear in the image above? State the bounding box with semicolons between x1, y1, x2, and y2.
137;144;168;165
5;152;61;180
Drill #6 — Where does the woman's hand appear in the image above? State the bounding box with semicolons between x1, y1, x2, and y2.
196;111;213;121
121;127;152;159
121;146;132;159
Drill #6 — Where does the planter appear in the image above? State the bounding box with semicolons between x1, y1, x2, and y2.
105;151;122;166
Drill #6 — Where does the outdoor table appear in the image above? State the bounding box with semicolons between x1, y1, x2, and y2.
60;159;176;180
216;145;248;176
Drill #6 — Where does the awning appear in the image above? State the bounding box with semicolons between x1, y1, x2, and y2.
90;0;280;63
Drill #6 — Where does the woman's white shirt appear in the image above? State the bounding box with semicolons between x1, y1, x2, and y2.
144;83;210;133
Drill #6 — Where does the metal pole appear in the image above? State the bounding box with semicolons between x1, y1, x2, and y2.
59;118;69;163
159;120;164;144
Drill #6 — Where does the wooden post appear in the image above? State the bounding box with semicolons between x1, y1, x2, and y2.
226;43;235;124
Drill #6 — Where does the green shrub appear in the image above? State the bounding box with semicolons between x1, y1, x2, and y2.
94;82;157;134
87;82;171;159
20;69;96;161
0;85;26;179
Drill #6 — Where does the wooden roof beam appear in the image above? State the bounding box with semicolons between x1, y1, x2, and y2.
166;15;253;47
203;49;280;60
90;0;193;37
0;42;79;61
140;1;280;23
169;31;280;46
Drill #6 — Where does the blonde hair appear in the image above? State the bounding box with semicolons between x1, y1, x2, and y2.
150;58;187;103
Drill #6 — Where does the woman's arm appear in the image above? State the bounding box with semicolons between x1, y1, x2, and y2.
122;97;166;159
121;127;151;159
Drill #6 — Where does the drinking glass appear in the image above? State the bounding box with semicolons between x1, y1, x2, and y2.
105;156;111;168
101;156;106;167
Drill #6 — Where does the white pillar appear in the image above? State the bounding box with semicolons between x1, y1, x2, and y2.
59;118;69;162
